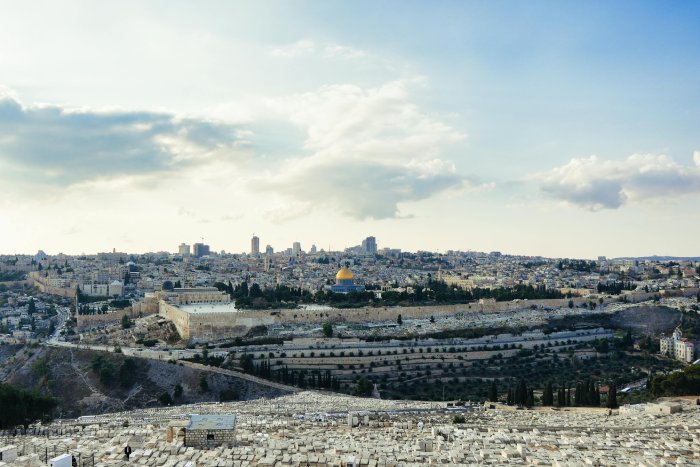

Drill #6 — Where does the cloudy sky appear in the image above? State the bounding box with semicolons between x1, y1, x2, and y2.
1;1;699;258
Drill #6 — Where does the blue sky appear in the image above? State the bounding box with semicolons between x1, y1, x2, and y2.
1;1;699;257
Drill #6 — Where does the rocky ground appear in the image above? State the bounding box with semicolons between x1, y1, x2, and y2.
79;316;185;349
611;305;681;334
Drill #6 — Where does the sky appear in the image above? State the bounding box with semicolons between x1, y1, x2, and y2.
1;0;699;259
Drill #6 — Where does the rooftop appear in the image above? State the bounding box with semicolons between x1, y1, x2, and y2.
186;414;237;431
180;302;240;314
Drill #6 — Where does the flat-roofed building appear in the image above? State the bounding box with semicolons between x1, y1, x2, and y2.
184;415;237;449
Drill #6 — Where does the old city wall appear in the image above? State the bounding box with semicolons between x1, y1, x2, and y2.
75;297;159;329
77;306;138;329
163;288;700;340
29;273;76;298
187;312;275;343
160;302;191;340
268;295;620;326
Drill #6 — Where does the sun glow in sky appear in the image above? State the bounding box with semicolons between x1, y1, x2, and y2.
1;1;699;258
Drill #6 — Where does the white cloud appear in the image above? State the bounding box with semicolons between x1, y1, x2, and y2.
257;79;479;219
528;153;700;210
322;43;366;59
269;39;316;58
0;92;247;191
266;79;464;160
270;39;367;60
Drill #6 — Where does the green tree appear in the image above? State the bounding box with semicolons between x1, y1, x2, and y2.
594;339;609;353
622;329;633;347
118;359;137;388
239;354;255;374
174;384;183;399
121;314;132;329
219;388;240;402
99;363;115;385
0;384;57;430
322;321;333;338
159;392;174;406
489;380;498;402
515;379;527;406
397;314;403;326
542;382;554;406
354;378;374;397
199;375;209;392
27;298;36;315
607;382;618;409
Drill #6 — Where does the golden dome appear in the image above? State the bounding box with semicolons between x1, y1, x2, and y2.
335;267;354;281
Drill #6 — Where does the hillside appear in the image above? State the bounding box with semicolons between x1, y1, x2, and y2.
0;345;289;418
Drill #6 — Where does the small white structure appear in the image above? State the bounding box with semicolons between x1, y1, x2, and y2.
0;445;17;462
49;453;72;467
645;403;682;415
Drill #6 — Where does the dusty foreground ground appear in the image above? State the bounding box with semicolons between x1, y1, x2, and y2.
1;391;699;466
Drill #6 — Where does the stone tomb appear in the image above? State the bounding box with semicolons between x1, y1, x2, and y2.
184;414;236;449
0;445;17;463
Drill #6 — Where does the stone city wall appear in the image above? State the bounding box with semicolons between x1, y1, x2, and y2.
77;307;136;329
77;302;158;330
159;302;191;339
29;272;76;298
161;288;700;341
160;301;277;342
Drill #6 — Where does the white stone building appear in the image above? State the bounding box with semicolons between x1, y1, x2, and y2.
660;328;695;363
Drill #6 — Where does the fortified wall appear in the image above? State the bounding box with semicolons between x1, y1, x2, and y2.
28;272;76;298
160;287;700;342
76;299;158;330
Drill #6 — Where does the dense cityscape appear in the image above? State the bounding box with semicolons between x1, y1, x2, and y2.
2;242;700;465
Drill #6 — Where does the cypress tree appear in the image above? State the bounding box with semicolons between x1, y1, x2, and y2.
607;382;618;409
489;381;498;403
516;379;527;406
574;383;581;406
566;385;571;406
543;382;553;406
526;388;534;408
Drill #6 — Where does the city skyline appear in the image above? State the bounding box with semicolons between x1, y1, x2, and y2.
1;1;700;258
